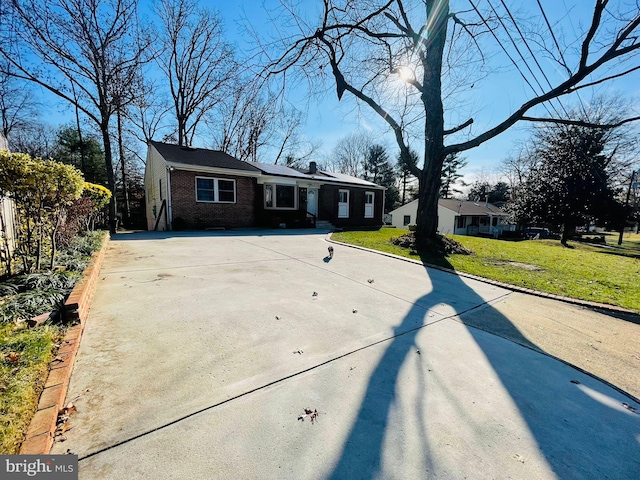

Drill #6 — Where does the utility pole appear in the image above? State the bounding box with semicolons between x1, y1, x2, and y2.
618;170;637;246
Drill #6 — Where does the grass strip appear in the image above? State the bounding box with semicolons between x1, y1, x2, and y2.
332;228;640;312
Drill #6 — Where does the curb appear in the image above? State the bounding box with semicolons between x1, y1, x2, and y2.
19;234;110;455
326;233;639;319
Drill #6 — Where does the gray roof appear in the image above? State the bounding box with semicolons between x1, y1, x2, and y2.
150;141;382;188
439;198;507;216
150;141;260;173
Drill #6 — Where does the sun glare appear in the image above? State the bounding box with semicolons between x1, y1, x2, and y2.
397;66;415;83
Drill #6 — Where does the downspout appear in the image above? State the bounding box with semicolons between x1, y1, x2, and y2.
382;187;386;225
166;166;174;230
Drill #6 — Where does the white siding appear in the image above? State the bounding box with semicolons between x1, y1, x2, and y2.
389;200;418;229
437;206;457;235
144;145;169;230
389;200;467;234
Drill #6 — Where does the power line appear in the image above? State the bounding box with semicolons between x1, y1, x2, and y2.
468;0;559;119
536;0;589;118
498;0;572;118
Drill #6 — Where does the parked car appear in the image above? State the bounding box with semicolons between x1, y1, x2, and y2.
522;227;551;239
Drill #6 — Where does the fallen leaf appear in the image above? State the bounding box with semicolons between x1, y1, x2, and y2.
352;309;358;313
367;279;374;284
275;316;281;320
312;291;318;297
7;352;19;363
293;350;303;355
514;453;525;463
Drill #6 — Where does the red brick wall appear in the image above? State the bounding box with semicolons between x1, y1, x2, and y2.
170;170;257;229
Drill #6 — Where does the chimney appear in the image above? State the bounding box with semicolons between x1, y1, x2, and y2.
309;161;317;174
485;196;489;207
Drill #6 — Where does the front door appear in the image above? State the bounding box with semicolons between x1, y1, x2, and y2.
307;188;318;216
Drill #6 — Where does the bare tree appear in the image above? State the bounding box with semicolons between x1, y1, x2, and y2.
211;78;311;163
0;67;39;141
8;121;58;159
154;0;235;147
0;0;152;233
126;79;172;147
330;131;374;176
264;0;640;244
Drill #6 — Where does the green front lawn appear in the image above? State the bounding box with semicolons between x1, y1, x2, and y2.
332;228;640;312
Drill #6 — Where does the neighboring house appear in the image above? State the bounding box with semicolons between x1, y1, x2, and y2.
144;141;385;230
390;198;515;236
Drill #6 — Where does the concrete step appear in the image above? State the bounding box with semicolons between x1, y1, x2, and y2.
315;220;335;230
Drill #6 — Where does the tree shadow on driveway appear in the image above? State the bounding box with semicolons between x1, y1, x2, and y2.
328;258;640;479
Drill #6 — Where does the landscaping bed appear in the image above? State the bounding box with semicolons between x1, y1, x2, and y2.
332;228;640;312
0;231;107;454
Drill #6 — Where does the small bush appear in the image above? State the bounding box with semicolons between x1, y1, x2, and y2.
8;271;80;292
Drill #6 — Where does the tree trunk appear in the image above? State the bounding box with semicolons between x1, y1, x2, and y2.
117;107;131;226
414;0;448;245
561;222;573;246
101;121;117;234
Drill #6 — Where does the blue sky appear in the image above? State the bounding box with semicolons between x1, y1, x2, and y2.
211;0;639;184
37;1;639;185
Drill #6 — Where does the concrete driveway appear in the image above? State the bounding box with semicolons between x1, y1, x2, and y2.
52;230;640;479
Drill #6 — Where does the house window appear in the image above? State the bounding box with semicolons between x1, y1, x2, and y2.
218;180;235;202
195;177;236;203
264;184;297;209
403;215;411;226
364;191;374;218
456;216;466;229
338;189;349;218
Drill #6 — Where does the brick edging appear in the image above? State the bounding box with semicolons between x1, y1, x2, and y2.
19;233;110;455
326;233;639;318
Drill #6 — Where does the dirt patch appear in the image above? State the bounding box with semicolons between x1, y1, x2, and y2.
492;260;542;271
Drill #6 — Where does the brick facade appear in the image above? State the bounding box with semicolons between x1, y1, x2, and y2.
170;170;257;229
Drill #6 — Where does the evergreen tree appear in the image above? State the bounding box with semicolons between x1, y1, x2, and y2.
397;149;419;205
439;153;467;198
55;126;108;185
507;124;621;245
467;181;510;204
363;145;400;212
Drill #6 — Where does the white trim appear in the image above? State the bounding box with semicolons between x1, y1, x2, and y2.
166;168;173;229
195;176;237;203
169;162;260;178
338;189;350;218
364;191;374;218
257;176;299;186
